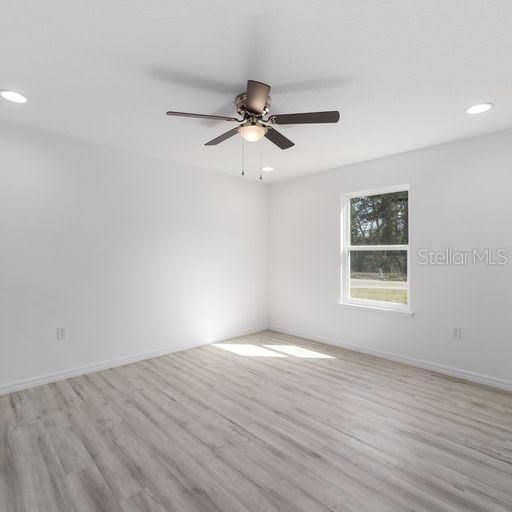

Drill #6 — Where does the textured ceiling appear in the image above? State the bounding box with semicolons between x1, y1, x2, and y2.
1;0;512;181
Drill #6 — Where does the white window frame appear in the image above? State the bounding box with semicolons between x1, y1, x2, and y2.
340;184;411;314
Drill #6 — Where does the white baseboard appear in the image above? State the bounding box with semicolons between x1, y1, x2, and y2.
6;324;509;396
269;325;512;393
0;325;268;396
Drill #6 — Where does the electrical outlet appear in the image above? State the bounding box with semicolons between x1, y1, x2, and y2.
452;327;463;340
57;327;68;341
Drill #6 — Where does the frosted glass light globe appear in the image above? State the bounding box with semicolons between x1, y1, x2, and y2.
240;124;266;142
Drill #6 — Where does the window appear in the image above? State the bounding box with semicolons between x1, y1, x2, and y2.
341;185;410;312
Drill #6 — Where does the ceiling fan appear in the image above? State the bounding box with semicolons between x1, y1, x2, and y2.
166;80;340;150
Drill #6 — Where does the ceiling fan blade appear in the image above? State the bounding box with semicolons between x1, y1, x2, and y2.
270;111;340;125
264;127;294;150
166;111;238;122
246;80;271;115
204;128;239;146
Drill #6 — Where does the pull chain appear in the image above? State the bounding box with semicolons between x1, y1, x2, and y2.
258;148;263;181
241;139;245;177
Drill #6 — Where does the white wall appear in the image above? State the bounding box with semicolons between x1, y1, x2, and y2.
0;120;268;391
269;130;512;388
2;120;511;393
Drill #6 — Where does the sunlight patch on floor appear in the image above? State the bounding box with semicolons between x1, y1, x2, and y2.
263;345;336;359
212;344;287;357
212;343;335;359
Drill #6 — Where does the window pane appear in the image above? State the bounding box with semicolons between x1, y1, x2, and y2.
350;191;408;245
350;250;407;304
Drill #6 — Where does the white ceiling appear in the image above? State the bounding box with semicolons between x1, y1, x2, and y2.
1;0;512;181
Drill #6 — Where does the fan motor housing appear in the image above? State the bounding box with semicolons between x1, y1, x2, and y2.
235;92;271;117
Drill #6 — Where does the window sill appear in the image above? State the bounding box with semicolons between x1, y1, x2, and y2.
339;301;414;317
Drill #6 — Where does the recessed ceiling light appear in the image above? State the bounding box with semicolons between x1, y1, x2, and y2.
0;90;28;104
262;166;274;172
466;103;493;115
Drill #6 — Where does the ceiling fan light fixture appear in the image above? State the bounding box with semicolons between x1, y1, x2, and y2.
239;122;267;142
166;79;340;150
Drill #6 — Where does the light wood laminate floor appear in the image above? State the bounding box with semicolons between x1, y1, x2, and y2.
1;331;512;512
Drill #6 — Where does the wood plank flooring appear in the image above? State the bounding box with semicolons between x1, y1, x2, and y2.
1;330;512;512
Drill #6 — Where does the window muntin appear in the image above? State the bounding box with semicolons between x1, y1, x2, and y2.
341;186;410;312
